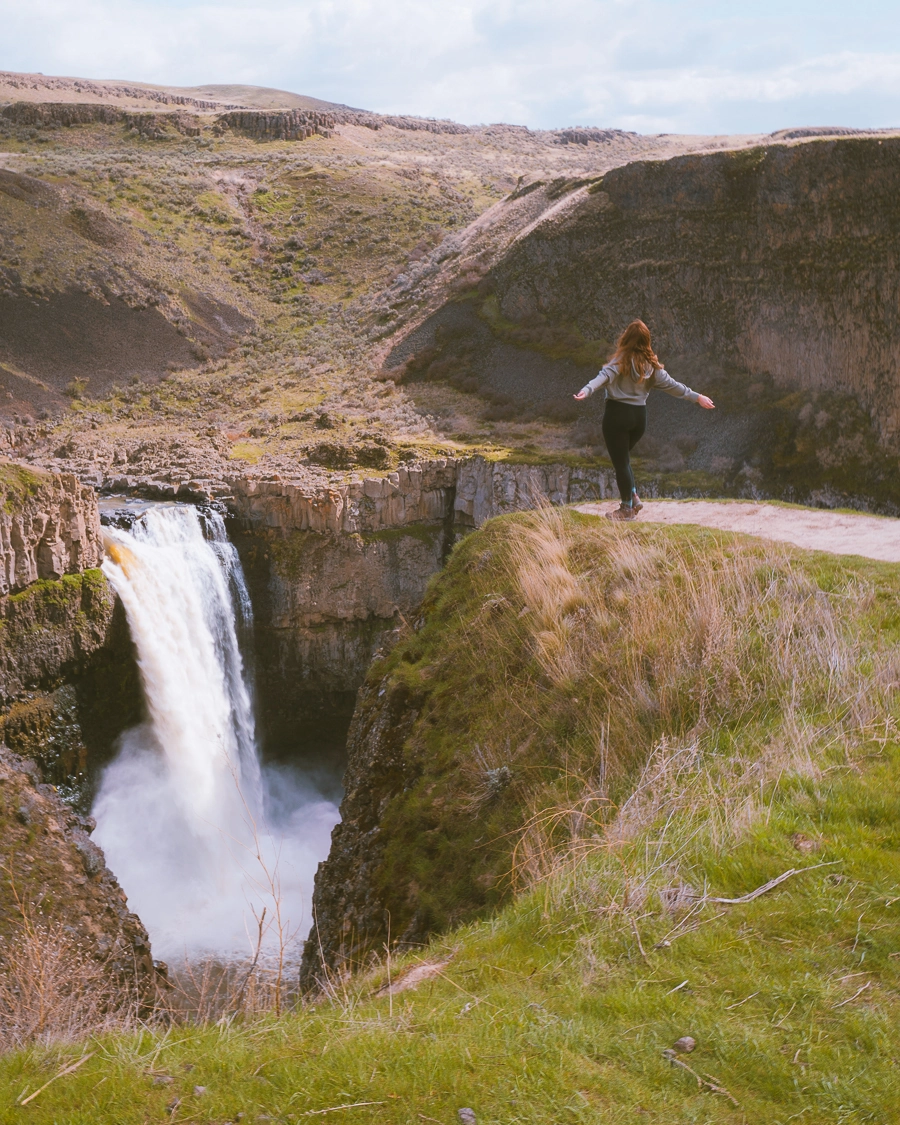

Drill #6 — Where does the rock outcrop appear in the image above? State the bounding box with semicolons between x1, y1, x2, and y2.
453;456;617;528
216;109;334;141
229;456;617;704
334;110;471;135
0;102;122;128
0;462;141;805
229;462;456;757
0;462;151;1019
298;677;422;991
230;455;618;538
230;461;458;536
227;455;621;767
0;746;154;1012
0;462;102;595
1;101;203;137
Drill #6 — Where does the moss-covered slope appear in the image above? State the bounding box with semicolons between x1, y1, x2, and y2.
303;506;900;985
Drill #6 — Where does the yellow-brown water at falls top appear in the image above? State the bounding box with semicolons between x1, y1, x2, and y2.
93;506;338;962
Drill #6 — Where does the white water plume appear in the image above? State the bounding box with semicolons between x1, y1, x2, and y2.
93;506;339;962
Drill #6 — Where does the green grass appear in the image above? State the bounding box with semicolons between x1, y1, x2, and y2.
3;738;900;1122
3;517;900;1122
0;464;49;513
327;510;900;957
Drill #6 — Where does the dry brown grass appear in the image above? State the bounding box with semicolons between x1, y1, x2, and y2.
499;508;900;890
0;916;139;1051
157;953;301;1024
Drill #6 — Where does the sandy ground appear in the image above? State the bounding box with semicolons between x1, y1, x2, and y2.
573;500;900;564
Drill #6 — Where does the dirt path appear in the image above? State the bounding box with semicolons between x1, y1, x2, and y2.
573;499;900;564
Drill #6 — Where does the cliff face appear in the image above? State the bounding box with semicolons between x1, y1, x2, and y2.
229;463;457;757
229;457;620;758
495;138;900;429
0;464;152;1010
298;678;422;989
0;462;142;801
0;463;102;595
0;465;116;714
0;746;154;1014
391;138;900;510
0;102;202;138
215;109;334;140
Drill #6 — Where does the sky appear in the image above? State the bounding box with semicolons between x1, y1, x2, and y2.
2;0;899;134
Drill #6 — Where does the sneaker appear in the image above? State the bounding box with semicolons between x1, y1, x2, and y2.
631;492;644;512
607;503;637;521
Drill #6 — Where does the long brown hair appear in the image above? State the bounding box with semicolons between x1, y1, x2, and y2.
610;319;661;384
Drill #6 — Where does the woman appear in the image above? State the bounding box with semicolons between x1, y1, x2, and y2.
574;320;715;520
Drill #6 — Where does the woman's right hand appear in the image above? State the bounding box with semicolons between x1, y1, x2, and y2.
697;394;715;409
573;390;588;400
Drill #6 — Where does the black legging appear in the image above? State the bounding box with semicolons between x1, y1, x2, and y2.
602;399;647;503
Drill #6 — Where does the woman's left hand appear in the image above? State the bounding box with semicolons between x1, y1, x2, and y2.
697;395;715;409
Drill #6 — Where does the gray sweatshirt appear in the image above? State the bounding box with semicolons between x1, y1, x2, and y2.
578;362;699;405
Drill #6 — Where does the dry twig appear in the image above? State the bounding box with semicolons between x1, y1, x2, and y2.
663;1050;739;1107
706;861;839;904
17;1050;96;1106
629;916;650;963
832;981;871;1009
301;1101;387;1116
233;907;267;1015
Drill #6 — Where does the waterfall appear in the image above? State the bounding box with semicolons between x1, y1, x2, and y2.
93;506;339;962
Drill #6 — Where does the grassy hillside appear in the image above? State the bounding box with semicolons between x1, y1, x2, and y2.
1;82;794;483
307;508;900;973
3;512;900;1122
0;101;660;479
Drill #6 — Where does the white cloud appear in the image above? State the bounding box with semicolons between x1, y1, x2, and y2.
1;0;899;132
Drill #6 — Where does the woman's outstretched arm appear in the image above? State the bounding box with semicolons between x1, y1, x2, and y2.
653;369;715;408
573;366;613;400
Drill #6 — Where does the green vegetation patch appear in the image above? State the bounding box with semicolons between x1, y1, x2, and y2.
4;516;900;1120
343;509;900;951
0;463;49;513
477;294;611;369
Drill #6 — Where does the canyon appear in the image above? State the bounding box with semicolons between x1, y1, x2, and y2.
1;69;899;1046
0;452;620;992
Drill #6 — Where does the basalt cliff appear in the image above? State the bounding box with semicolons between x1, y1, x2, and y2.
388;136;900;510
0;465;151;1007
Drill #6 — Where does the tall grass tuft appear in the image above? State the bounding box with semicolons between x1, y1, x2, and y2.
484;509;898;910
503;509;898;878
0;914;138;1051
